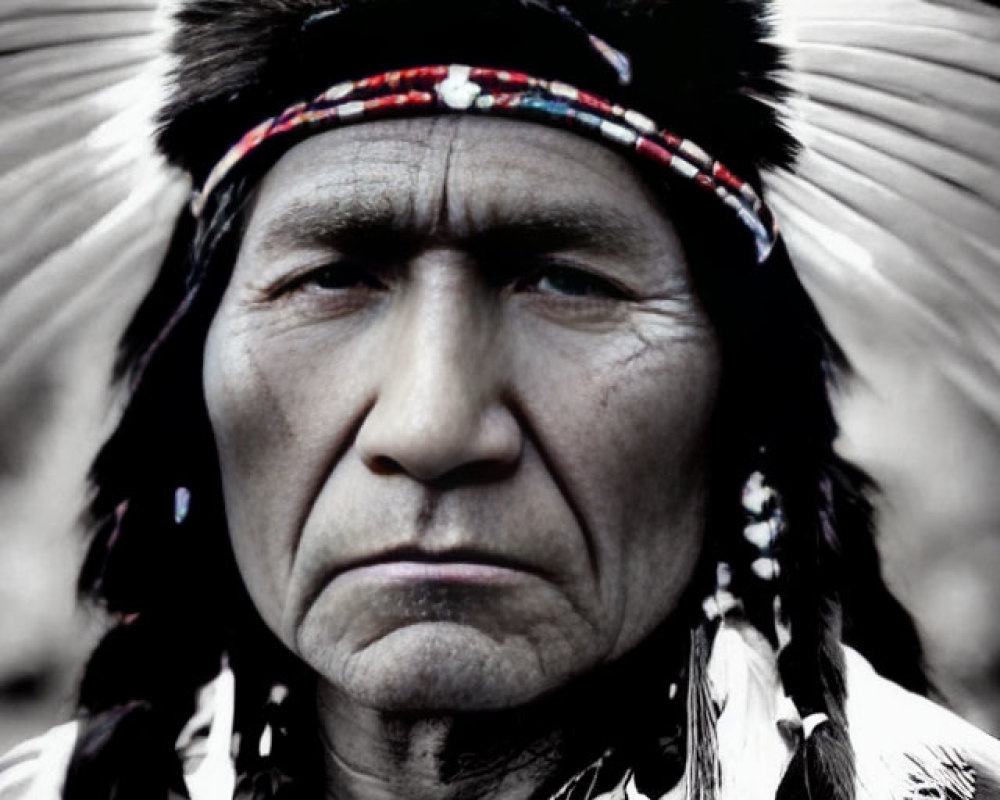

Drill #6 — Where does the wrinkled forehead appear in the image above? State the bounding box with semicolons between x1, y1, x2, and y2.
241;116;687;266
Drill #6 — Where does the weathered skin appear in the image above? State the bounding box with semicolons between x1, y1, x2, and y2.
203;116;721;800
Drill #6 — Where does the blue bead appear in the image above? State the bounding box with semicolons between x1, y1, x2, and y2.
175;487;191;525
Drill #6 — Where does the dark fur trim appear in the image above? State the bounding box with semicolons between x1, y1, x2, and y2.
158;0;797;185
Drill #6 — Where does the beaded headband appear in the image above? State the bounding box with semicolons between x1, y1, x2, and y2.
192;64;779;263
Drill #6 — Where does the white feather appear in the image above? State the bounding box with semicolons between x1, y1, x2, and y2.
179;662;237;800
0;3;185;686
707;621;795;800
770;0;1000;422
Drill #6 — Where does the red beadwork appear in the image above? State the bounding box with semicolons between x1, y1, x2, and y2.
365;95;399;111
191;64;777;264
244;125;269;149
635;137;674;168
490;94;520;109
712;162;743;192
575;91;614;115
277;102;307;123
492;69;533;86
270;117;298;136
661;132;683;150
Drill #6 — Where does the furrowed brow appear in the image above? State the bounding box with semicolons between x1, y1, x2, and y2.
468;203;645;255
252;195;657;259
252;195;415;257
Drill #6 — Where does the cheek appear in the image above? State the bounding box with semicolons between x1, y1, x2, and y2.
202;309;374;639
513;321;719;652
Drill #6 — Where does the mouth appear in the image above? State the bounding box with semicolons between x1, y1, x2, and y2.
333;546;541;584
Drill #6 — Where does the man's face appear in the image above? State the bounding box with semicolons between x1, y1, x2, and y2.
203;117;720;711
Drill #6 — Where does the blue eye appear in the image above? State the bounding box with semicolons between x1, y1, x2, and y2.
520;264;628;299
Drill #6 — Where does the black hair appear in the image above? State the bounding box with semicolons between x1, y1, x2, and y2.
65;1;929;798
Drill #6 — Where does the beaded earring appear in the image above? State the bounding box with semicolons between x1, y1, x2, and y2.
702;468;787;627
740;471;786;584
738;468;792;653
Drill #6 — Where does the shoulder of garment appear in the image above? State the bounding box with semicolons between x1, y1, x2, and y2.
0;723;78;800
0;660;235;800
0;719;193;800
706;620;1000;800
2;647;999;800
844;647;1000;800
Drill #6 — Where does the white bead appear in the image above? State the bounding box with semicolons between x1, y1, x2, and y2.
671;157;700;179
258;725;273;759
623;109;656;133
268;684;289;705
549;81;578;100
437;65;481;110
751;557;780;581
744;519;778;550
337;101;365;119
679;138;712;167
742;471;775;515
599;120;637;146
322;81;353;102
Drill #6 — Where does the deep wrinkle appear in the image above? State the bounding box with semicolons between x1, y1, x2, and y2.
507;404;602;584
204;116;719;800
285;396;377;634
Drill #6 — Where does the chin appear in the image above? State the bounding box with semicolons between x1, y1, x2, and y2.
318;621;575;713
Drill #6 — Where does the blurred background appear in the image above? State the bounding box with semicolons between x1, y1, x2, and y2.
1;0;999;757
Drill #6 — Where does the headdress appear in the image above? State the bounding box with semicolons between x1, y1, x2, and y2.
1;1;999;799
2;0;997;552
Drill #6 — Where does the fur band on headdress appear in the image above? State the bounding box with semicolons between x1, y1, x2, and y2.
158;0;797;189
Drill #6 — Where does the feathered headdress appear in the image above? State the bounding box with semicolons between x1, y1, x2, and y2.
155;0;797;180
0;1;999;799
2;0;996;557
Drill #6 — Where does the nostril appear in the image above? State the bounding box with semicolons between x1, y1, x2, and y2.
439;457;518;487
368;454;404;476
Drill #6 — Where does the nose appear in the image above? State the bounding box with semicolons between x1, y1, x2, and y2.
355;256;523;484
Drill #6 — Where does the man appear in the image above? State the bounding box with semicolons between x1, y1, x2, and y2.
1;1;999;799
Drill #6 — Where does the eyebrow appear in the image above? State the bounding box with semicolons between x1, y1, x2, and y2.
253;195;412;257
471;205;644;256
251;195;651;259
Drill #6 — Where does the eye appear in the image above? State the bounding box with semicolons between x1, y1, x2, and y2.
285;259;387;294
516;263;630;300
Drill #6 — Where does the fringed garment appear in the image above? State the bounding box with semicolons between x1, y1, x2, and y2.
3;630;999;800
